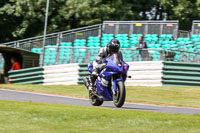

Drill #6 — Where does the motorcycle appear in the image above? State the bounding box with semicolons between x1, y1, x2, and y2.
83;53;130;108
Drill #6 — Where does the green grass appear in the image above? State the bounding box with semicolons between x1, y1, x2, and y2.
1;84;200;108
0;100;200;133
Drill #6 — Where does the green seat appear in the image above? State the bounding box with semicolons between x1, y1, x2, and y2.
121;44;129;48
101;37;114;41
144;37;152;42
87;44;100;47
160;34;167;39
129;37;138;41
101;43;107;47
60;42;72;47
130;34;142;38
32;48;38;53
169;41;175;45
32;48;42;53
154;44;161;48
177;38;189;43
158;40;163;45
102;34;114;37
74;43;85;47
162;41;169;45
191;35;200;40
166;34;173;39
130;40;138;45
130;34;138;38
116;34;128;37
148;44;155;48
130;45;136;48
101;40;110;44
151;37;158;42
135;34;142;37
162;44;171;49
89;56;96;62
116;37;128;40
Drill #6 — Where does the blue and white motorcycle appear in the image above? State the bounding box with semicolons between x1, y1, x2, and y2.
84;53;130;108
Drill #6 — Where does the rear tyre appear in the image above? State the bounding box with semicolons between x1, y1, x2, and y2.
89;91;103;106
113;81;126;108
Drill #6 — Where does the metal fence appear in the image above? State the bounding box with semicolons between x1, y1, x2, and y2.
42;46;173;66
43;45;200;65
4;20;200;66
0;21;180;53
168;50;200;63
0;24;102;51
178;30;191;38
191;20;200;35
167;40;200;63
103;21;179;38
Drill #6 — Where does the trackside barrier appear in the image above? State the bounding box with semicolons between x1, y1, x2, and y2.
9;61;200;86
126;61;163;86
78;63;90;84
78;61;163;86
8;67;44;84
8;63;80;85
162;61;200;86
43;64;79;85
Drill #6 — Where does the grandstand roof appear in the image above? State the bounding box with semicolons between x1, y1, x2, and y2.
0;45;40;55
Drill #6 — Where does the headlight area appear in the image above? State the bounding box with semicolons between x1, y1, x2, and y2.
106;65;128;73
106;66;118;72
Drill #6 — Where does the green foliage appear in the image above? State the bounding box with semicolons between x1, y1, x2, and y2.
159;0;200;30
0;0;133;43
0;0;199;42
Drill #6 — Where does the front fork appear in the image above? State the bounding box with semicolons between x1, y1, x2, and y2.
111;75;124;95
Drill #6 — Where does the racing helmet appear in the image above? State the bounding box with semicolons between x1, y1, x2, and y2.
107;39;120;53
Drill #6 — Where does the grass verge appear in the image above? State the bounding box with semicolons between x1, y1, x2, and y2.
1;84;200;108
0;100;200;133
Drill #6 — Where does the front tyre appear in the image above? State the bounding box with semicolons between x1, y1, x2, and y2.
89;91;103;106
113;81;126;108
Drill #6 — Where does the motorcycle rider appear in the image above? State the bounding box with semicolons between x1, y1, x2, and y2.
84;39;123;91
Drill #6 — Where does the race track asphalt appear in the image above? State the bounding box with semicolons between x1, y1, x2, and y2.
0;89;200;115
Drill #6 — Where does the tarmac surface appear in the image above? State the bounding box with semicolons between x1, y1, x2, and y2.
0;89;200;115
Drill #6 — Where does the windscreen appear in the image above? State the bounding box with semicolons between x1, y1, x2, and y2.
109;53;122;65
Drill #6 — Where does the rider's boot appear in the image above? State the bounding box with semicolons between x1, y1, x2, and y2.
83;77;91;90
89;71;98;91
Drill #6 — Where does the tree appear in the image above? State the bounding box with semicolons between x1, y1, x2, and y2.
123;0;160;20
0;0;198;43
0;0;134;43
159;0;200;30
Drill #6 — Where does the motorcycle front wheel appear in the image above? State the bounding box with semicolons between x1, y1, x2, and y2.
113;81;126;108
89;91;103;106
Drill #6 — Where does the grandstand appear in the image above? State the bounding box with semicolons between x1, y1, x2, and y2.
31;33;200;65
1;20;200;66
1;20;200;86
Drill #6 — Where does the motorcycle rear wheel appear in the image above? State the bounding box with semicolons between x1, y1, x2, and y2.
113;81;126;108
89;91;103;106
